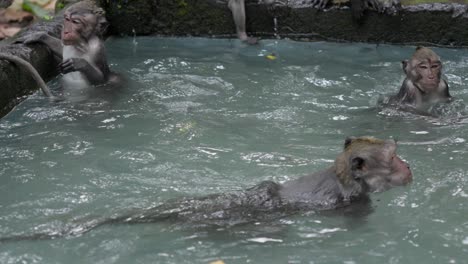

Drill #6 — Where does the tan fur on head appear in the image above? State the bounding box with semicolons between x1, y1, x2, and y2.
65;0;108;37
411;46;440;62
343;136;385;151
67;0;104;14
335;136;388;185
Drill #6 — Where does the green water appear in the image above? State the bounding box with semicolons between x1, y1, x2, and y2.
1;37;468;263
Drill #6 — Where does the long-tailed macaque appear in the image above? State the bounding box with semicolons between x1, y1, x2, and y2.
19;1;118;88
0;137;412;242
389;47;451;111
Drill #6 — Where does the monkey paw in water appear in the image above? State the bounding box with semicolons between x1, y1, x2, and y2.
60;58;90;74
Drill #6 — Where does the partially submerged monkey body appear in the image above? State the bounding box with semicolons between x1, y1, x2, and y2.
0;136;412;242
388;46;452;112
61;37;110;88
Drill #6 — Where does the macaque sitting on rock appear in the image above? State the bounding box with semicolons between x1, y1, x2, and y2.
386;47;452;113
19;1;119;89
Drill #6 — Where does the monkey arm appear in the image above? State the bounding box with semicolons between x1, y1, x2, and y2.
395;79;422;106
440;80;452;99
16;32;63;59
39;36;63;58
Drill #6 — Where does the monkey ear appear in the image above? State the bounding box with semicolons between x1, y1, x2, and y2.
344;137;356;150
351;157;365;175
97;17;108;37
401;60;408;73
93;7;108;37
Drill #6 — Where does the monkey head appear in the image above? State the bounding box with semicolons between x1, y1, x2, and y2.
402;46;443;93
335;136;412;193
61;1;108;46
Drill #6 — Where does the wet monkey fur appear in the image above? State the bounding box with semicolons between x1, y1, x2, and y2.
389;46;451;111
0;137;412;243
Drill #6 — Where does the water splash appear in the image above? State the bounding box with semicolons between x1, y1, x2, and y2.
273;17;279;39
132;28;138;53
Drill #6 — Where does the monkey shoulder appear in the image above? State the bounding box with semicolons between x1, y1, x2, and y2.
87;37;106;59
438;79;451;97
279;170;344;209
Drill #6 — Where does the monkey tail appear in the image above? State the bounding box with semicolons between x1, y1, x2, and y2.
0;217;111;244
0;53;55;98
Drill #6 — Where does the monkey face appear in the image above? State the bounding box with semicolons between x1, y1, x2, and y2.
344;138;412;193
413;59;442;92
62;12;97;46
406;47;443;93
361;145;412;193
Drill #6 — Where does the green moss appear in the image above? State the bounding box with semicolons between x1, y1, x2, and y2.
176;0;189;17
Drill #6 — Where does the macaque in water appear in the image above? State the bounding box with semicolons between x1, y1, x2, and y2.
388;47;451;111
0;137;412;242
19;0;118;89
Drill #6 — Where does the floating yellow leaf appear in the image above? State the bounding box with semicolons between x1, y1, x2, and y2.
209;260;225;264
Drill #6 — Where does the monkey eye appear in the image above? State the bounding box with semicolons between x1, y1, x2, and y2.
72;19;81;24
419;65;428;69
431;65;440;69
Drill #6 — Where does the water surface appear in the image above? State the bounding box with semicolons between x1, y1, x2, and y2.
1;37;468;263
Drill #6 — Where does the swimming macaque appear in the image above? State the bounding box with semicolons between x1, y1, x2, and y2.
0;53;54;98
279;136;412;209
388;47;451;111
0;136;412;242
19;1;118;88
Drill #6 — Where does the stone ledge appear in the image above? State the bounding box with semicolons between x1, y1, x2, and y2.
0;18;62;118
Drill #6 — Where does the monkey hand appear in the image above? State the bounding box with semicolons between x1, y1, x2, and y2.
59;58;90;74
